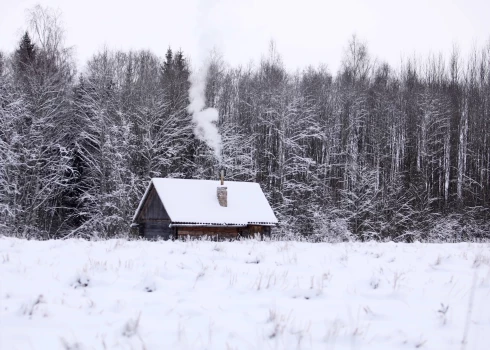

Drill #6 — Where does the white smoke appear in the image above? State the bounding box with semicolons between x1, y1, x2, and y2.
188;0;223;162
187;62;222;161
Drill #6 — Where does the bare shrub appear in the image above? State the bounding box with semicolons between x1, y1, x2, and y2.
21;294;45;317
437;303;449;325
122;313;141;337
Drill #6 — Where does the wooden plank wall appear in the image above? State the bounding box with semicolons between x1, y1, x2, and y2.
141;222;174;240
135;185;175;240
138;186;170;221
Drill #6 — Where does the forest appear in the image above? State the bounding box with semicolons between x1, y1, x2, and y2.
1;6;490;241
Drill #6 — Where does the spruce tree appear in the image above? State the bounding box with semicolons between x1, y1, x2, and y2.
15;32;36;72
163;47;173;77
0;52;4;76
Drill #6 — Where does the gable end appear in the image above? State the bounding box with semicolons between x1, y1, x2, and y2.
134;184;170;223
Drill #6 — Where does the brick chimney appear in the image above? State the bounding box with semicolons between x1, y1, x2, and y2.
217;169;227;207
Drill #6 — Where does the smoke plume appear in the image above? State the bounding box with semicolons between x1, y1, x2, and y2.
187;62;222;162
188;0;223;162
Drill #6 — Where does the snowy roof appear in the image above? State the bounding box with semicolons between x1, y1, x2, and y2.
133;178;278;226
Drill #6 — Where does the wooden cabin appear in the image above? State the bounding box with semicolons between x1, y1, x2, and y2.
131;178;278;240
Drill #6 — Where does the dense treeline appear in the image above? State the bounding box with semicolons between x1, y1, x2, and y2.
1;6;490;241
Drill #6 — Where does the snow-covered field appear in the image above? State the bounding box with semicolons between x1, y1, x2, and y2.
1;238;489;350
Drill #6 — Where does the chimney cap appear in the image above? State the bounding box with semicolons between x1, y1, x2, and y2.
217;185;227;207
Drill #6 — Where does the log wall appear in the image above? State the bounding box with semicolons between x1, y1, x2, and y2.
177;225;272;240
177;226;239;239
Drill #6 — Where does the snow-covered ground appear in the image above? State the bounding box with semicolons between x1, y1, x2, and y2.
1;238;489;350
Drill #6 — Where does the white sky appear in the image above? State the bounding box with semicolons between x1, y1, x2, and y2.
0;0;488;73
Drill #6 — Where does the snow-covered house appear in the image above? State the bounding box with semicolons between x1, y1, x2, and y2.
132;178;278;240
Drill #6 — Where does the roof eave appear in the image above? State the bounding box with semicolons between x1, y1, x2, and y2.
170;221;278;228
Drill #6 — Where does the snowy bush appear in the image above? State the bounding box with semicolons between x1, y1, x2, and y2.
311;213;353;242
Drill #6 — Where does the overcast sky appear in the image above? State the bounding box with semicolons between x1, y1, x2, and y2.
0;0;488;73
